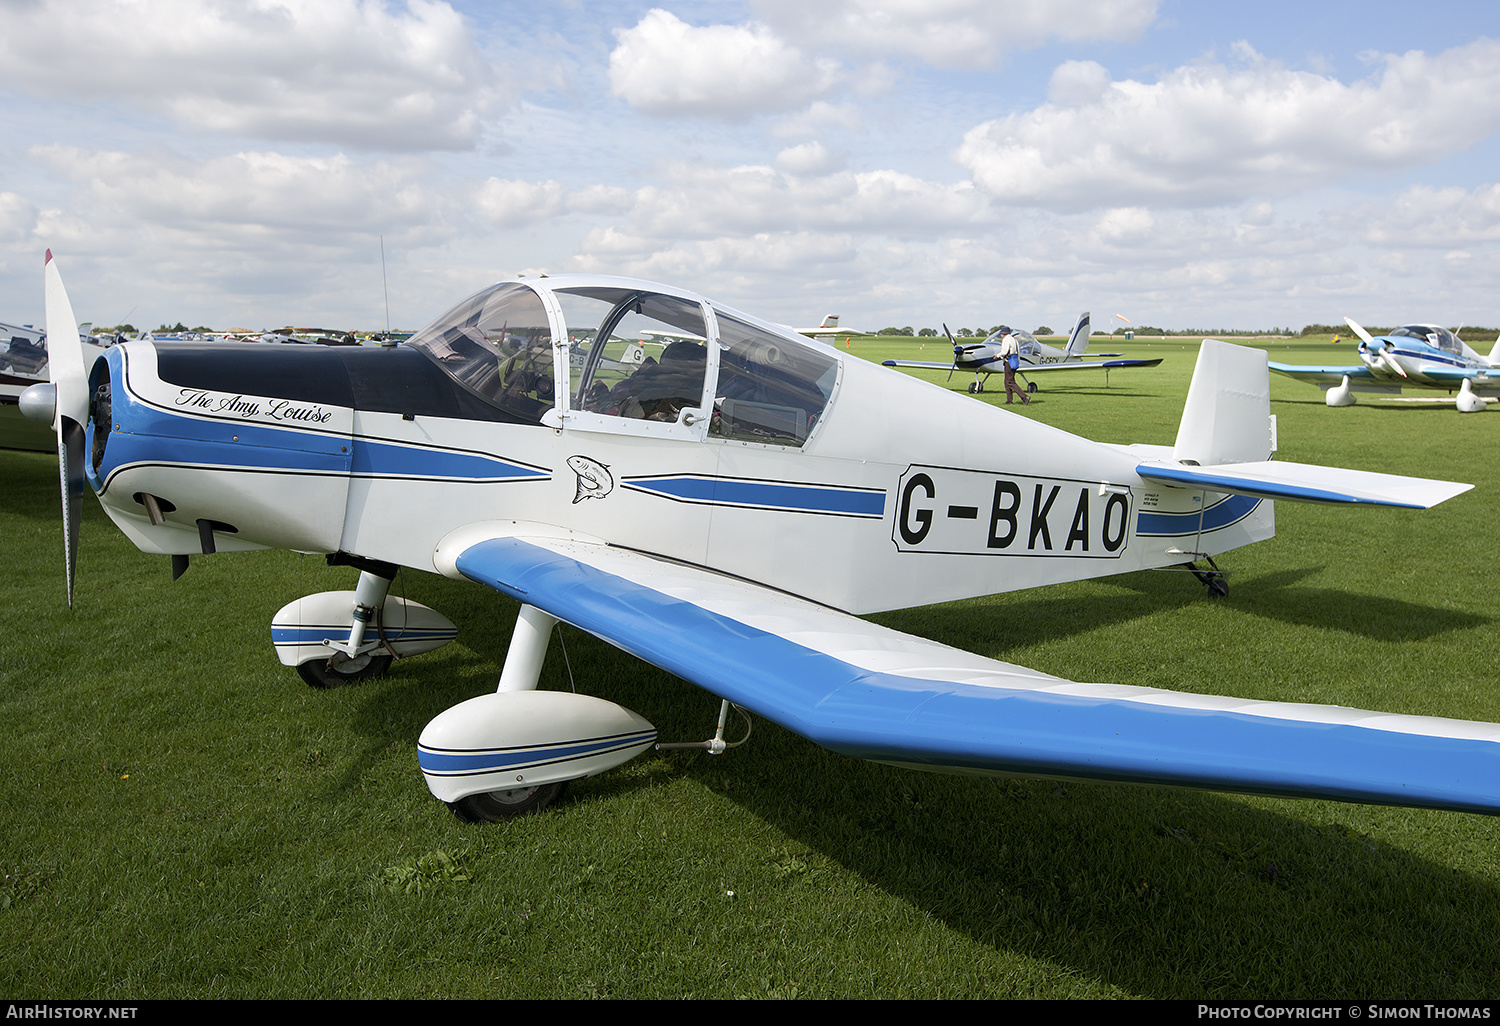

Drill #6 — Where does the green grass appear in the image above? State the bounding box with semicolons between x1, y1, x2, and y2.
3;338;1499;999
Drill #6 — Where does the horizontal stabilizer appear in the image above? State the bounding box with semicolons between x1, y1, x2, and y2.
1137;460;1472;510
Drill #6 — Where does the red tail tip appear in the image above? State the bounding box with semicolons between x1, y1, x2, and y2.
45;249;53;264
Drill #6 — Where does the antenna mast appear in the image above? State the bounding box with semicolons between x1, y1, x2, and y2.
379;235;394;347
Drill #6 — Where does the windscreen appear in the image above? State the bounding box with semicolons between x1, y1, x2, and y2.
406;282;555;423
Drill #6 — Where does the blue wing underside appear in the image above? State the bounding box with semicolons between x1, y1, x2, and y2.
455;535;1500;814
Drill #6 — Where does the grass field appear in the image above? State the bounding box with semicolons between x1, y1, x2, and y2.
3;336;1499;999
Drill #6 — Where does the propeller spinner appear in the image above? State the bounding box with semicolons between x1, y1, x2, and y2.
1346;316;1406;379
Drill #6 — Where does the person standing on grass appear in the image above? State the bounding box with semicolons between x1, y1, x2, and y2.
999;330;1029;405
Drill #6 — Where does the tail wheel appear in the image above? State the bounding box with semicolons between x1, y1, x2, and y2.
448;781;569;822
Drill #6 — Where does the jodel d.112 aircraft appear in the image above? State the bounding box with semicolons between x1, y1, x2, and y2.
1270;317;1500;412
23;253;1500;822
882;313;1162;394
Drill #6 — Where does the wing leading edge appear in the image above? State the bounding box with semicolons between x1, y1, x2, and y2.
455;534;1500;814
1016;357;1163;373
882;358;1163;373
1136;460;1472;509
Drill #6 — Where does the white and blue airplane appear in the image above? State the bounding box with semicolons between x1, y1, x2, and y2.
1270;317;1500;412
883;313;1163;394
22;252;1500;822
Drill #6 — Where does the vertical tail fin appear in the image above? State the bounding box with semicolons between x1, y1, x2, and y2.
1173;339;1274;465
1066;312;1090;356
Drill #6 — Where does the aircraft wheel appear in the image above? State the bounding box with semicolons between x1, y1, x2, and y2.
297;653;392;689
448;781;569;822
1206;578;1228;599
1027;382;1037;394
967;382;978;393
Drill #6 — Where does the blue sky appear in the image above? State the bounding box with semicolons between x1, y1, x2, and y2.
3;0;1499;335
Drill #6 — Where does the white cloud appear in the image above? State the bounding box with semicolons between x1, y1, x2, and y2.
1358;183;1500;245
775;141;844;175
750;0;1159;66
28;145;444;239
607;162;988;239
0;193;41;245
956;39;1500;211
474;178;632;227
475;179;569;228
571;229;860;284
476;161;987;241
1047;60;1113;106
608;9;838;118
0;0;504;150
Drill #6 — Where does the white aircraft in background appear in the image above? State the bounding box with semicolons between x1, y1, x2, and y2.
882;313;1162;394
3;319;110;452
800;314;855;337
1270;317;1500;412
22;252;1499;824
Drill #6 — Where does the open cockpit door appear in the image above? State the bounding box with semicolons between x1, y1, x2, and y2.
552;285;718;443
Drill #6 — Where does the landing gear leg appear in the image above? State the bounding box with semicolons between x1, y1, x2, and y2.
497;604;558;693
1180;556;1228;598
298;568;396;687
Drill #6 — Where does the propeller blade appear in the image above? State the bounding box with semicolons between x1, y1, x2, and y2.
45;251;88;429
1343;316;1375;346
942;323;959;381
1384;345;1408;378
43;251;90;607
59;420;83;607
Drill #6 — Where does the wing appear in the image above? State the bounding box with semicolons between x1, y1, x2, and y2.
876;358;960;370
1268;361;1375;385
453;532;1500;814
1021;358;1163;373
1418;367;1500;393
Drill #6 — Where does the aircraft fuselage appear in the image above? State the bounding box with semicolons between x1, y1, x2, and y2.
85;330;1266;615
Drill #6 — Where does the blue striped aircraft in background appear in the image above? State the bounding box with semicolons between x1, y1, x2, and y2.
1271;317;1500;412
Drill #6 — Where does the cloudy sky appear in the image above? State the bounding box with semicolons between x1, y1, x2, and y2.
3;0;1499;334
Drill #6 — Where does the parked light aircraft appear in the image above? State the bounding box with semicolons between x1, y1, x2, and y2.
23;253;1500;822
1270;317;1500;412
882;313;1162;394
800;314;852;337
2;320;108;452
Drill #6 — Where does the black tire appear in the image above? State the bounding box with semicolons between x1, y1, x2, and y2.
296;653;392;689
448;781;569;822
1026;381;1037;394
1206;577;1229;599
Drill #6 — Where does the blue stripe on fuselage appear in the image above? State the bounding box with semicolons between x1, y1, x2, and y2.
1135;494;1261;537
623;475;886;517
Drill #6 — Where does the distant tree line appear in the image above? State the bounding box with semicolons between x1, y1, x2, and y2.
1299;323;1499;341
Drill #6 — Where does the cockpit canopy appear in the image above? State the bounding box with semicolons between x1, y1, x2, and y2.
983;326;1041;357
406;277;839;446
1389;324;1461;354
